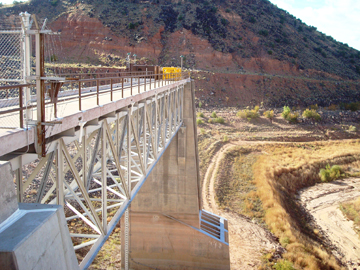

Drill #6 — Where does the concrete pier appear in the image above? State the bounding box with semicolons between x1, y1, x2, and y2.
121;81;230;269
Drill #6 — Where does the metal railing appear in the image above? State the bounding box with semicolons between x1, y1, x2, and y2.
0;71;189;129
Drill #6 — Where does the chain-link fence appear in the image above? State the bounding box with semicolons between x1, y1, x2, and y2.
0;31;23;86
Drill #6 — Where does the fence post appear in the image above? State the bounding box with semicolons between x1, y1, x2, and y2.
110;78;113;101
78;82;82;111
122;78;124;98
19;86;24;128
97;79;99;106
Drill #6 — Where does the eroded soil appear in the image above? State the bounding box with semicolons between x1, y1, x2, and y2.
298;179;360;269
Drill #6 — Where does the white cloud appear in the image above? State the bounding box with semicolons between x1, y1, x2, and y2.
270;0;360;51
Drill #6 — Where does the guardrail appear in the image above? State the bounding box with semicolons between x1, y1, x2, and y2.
0;71;189;129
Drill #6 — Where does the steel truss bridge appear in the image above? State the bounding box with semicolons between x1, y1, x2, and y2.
0;72;190;268
0;12;230;270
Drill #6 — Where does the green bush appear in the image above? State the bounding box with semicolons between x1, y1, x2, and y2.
282;106;298;123
197;112;205;118
287;112;299;123
211;111;217;118
199;101;202;108
223;135;229;142
274;259;295;270
50;0;58;6
349;125;357;132
302;109;321;121
214;117;225;124
319;164;343;182
263;110;274;121
258;30;269;37
208;118;214;124
237;106;260;121
196;118;204;125
281;106;291;119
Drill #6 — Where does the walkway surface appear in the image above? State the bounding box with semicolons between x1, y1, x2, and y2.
0;78;184;157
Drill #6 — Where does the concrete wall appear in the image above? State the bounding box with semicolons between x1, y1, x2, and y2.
0;162;18;224
121;81;230;269
0;161;79;270
0;204;79;270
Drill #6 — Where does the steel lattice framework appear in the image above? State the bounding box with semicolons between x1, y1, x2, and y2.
11;82;185;268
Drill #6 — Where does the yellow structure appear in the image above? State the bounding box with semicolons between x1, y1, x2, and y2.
163;67;182;80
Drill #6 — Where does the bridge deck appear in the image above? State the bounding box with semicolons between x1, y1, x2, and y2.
0;77;186;157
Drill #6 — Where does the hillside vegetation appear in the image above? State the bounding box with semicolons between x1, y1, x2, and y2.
1;0;360;80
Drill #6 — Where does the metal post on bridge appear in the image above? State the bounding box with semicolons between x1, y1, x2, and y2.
20;12;32;122
33;15;47;157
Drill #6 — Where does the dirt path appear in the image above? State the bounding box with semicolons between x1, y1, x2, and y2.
202;142;282;269
298;178;360;269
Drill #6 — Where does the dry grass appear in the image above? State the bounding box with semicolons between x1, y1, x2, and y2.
215;146;265;222
254;139;360;270
340;197;360;236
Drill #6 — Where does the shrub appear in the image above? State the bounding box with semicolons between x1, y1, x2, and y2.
211;111;217;118
208;118;214;123
281;106;291;119
221;18;229;26
196;118;204;125
225;8;231;13
223;135;229;142
200;128;205;134
128;22;138;29
237;106;260;121
249;17;256;23
268;50;273;55
282;106;298;123
310;104;318;110
319;164;343;182
214;117;225;124
349;125;357;132
302;109;321;121
199;101;202;108
347;102;360;111
274;260;295;270
258;30;269;37
197;112;205;118
263;110;274;122
286;112;299;123
327;104;337;111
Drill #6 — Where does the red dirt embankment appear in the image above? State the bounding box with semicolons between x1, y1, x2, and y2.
193;71;360;108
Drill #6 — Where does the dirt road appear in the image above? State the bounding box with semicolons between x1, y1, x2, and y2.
299;178;360;269
202;142;282;269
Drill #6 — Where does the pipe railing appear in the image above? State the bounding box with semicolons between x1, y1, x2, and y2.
0;71;189;129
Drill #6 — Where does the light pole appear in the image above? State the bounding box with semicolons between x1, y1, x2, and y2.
180;55;184;70
127;52;131;70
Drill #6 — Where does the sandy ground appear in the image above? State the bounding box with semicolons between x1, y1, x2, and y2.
298;178;360;269
202;142;283;269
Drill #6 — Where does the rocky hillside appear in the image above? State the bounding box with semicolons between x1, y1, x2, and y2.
1;0;360;106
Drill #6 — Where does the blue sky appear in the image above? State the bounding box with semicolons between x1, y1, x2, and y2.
2;0;359;51
269;0;360;51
